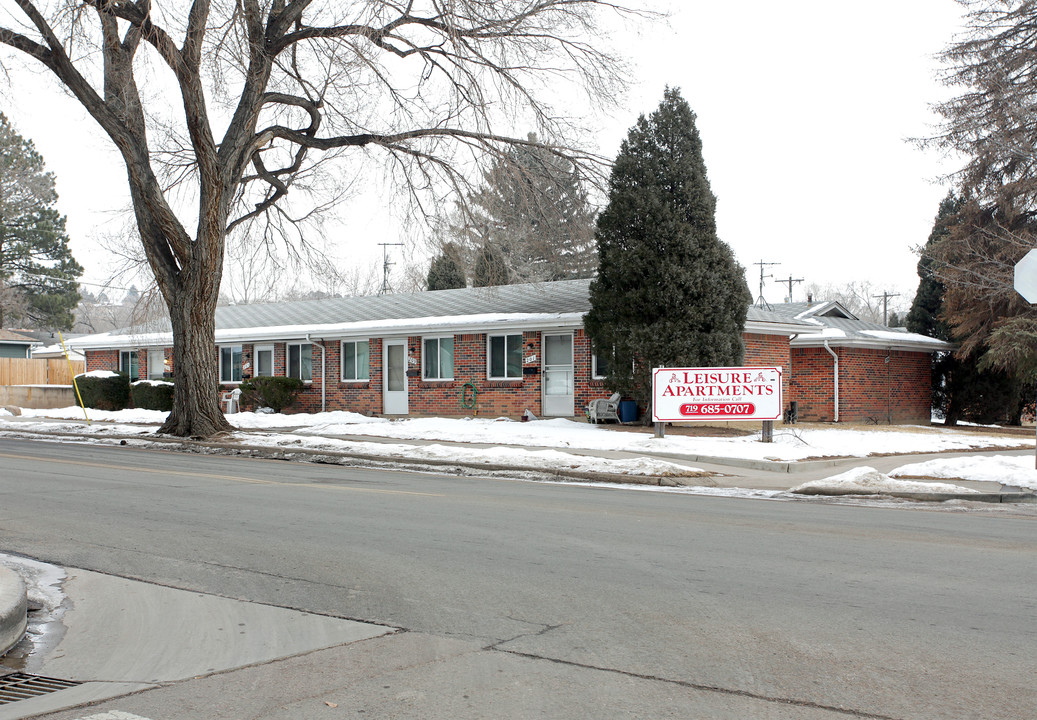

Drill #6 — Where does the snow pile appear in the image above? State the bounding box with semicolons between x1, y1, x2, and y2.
76;370;118;378
0;408;10;417
229;410;387;429
253;432;703;478
891;455;1037;490
790;466;979;496
19;406;168;424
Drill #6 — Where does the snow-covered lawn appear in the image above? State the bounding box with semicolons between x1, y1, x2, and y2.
9;406;1032;460
3;407;1035;492
890;455;1037;491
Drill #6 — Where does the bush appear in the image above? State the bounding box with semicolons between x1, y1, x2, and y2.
76;372;131;411
238;376;304;412
131;380;175;412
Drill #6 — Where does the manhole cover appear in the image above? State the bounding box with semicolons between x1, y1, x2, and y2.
0;672;81;704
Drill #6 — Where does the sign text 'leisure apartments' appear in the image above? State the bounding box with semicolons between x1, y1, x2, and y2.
652;367;783;423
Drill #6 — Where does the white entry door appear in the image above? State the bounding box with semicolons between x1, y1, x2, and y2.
383;339;409;415
542;333;574;416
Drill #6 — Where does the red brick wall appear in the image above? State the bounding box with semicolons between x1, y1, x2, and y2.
85;349;119;373
276;330;614;418
790;346;932;424
743;333;792;402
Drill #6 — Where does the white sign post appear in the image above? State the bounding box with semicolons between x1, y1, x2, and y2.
652;367;783;442
1013;249;1037;467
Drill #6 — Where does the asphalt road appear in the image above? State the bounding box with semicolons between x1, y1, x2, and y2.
0;437;1034;719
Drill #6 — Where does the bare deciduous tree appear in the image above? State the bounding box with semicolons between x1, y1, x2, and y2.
0;0;635;437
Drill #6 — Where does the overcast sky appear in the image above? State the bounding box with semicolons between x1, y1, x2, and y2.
3;1;968;310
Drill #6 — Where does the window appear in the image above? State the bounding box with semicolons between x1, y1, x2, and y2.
341;340;370;381
488;334;522;379
287;343;312;382
423;336;454;380
255;345;274;377
220;345;242;383
147;349;167;380
592;348;611;379
119;350;139;381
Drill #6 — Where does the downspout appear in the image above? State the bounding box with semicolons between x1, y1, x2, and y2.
306;335;326;413
823;340;839;423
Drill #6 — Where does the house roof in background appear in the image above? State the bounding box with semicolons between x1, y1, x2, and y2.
766;301;950;351
0;329;41;345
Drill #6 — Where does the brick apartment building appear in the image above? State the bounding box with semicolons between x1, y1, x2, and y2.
72;279;947;424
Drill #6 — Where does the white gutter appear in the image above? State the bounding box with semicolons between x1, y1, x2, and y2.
823;340;839;423
306;334;326;413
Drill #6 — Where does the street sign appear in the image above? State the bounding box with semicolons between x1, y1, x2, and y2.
652;367;783;423
1013;249;1037;303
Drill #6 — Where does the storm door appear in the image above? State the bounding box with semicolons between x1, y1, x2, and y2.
542;333;574;416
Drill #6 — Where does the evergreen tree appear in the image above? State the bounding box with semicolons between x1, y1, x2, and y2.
907;193;1020;425
472;243;511;288
426;244;467;290
446;133;597;284
584;88;751;417
0;114;83;330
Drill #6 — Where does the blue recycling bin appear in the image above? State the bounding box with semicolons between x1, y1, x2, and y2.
618;400;638;423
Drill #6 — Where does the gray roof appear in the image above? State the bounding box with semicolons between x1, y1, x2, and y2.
76;279;815;349
216;279;595;329
765;300;949;351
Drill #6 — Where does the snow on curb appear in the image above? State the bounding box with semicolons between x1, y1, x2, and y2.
790;466;980;496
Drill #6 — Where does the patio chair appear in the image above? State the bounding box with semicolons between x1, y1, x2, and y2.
587;392;621;424
221;388;242;414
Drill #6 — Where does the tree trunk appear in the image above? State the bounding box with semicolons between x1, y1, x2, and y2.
158;272;231;437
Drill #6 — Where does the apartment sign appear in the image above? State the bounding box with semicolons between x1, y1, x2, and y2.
652;367;783;422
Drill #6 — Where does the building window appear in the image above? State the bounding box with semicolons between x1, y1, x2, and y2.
119;350;139;381
341;340;370;381
423;336;454;380
592;348;611;379
287;342;312;382
488;333;522;379
147;349;167;380
220;345;242;383
255;345;274;377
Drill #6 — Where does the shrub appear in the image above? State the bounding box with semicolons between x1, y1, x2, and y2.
131;380;175;412
76;372;131;411
238;376;304;412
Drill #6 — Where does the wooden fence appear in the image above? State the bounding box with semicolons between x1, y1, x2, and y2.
0;358;86;386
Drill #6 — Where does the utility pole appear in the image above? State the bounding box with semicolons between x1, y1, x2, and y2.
774;274;804;303
378;242;404;295
871;291;900;326
753;260;780;310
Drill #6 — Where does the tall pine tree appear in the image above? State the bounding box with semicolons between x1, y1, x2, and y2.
908;193;1023;425
0;114;83;330
584;88;751;417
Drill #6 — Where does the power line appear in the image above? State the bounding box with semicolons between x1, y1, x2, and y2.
871;291;900;326
774;274;804;303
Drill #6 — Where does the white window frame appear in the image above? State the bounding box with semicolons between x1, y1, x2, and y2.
254;344;274;377
422;336;454;381
340;339;370;382
487;333;523;380
592;348;610;380
219;345;243;384
119;350;139;381
287;342;313;383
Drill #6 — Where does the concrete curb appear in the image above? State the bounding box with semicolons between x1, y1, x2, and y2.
0;565;27;657
791;489;1037;503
